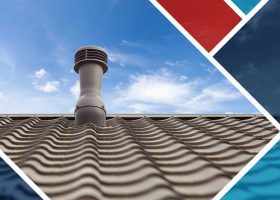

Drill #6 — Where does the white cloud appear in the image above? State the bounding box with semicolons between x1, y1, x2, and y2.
61;78;68;85
200;63;217;73
123;103;159;114
164;59;217;74
70;81;80;99
34;68;48;78
0;89;73;114
108;50;148;67
110;69;242;113
164;59;190;67
35;81;60;93
179;75;188;81
225;112;242;114
199;84;241;101
177;82;242;113
121;40;146;49
115;69;192;105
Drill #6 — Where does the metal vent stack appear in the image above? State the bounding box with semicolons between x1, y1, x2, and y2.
73;46;108;126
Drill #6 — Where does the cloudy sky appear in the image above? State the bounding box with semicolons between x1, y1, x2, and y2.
0;0;257;114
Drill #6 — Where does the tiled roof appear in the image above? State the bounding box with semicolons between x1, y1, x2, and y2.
0;115;277;200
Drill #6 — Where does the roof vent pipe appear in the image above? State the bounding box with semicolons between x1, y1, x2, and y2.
73;46;108;127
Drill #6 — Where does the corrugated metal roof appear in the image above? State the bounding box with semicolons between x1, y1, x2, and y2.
0;115;277;200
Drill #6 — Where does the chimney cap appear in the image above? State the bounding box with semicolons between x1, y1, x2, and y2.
76;45;106;52
74;45;108;74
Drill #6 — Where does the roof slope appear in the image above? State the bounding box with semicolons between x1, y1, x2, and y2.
0;115;277;200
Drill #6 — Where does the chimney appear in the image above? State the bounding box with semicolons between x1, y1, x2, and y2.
73;46;108;127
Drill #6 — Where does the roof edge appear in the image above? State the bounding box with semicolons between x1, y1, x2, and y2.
0;113;263;119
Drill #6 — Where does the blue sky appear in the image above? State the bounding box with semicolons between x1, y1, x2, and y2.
0;0;257;114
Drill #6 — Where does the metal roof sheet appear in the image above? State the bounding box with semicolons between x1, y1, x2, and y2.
0;115;277;200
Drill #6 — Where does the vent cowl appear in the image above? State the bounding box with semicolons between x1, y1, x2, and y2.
74;46;108;127
74;46;108;74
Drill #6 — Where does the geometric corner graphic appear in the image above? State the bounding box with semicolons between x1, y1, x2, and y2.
150;0;280;199
150;0;276;128
231;0;261;14
0;152;42;200
215;0;280;125
221;137;280;200
155;0;242;52
0;148;50;200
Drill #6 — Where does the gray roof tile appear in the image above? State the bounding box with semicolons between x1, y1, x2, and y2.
0;115;277;200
